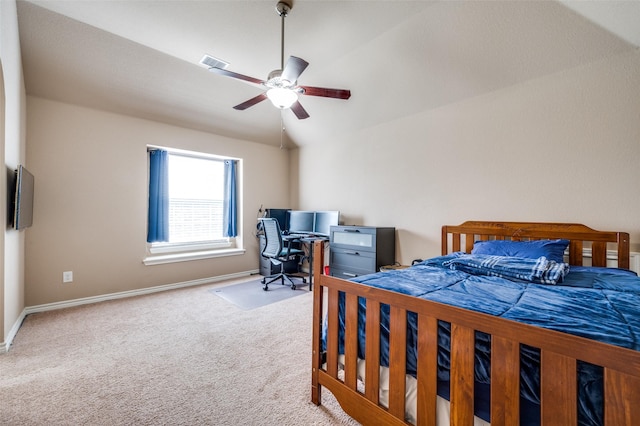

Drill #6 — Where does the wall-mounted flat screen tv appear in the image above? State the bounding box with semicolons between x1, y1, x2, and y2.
12;165;35;230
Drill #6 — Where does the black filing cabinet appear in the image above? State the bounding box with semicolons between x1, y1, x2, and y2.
258;235;273;276
329;226;395;279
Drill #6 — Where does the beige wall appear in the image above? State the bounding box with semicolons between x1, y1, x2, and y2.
24;97;290;306
295;50;640;265
2;0;27;348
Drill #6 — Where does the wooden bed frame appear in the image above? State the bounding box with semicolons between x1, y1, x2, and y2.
311;221;639;425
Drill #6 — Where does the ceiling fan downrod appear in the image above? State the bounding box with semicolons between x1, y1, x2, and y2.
275;1;291;71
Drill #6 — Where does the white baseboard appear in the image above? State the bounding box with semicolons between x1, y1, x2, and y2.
581;249;640;274
1;311;27;353
1;269;259;353
631;252;640;274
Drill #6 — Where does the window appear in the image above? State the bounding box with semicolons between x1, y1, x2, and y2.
167;154;224;243
144;147;243;265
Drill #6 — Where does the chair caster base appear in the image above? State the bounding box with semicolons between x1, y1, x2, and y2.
260;274;303;291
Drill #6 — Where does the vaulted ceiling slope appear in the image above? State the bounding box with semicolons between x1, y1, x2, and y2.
17;0;640;148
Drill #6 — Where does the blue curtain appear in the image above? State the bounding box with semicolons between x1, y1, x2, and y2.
147;150;169;242
223;160;238;237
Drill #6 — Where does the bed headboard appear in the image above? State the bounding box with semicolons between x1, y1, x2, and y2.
442;221;630;269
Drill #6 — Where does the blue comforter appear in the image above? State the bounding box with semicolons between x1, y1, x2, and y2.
328;253;640;425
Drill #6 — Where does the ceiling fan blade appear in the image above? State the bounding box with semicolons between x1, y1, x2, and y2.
233;93;268;110
281;56;309;83
208;67;265;86
290;101;310;120
300;86;351;100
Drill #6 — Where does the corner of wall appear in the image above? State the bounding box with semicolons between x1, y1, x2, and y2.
1;0;27;347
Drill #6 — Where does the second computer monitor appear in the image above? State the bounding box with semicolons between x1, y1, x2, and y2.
287;210;340;236
288;210;315;234
313;211;340;236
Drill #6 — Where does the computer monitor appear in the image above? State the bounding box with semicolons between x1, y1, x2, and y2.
313;211;339;236
266;208;289;232
288;210;315;234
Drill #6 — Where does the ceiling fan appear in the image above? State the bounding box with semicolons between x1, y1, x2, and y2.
200;1;351;120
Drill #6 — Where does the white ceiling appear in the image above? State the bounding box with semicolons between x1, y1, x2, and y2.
17;0;640;148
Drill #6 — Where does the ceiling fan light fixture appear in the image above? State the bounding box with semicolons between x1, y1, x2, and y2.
266;87;298;109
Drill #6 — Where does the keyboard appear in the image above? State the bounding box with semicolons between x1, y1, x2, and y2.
285;233;329;240
285;233;308;239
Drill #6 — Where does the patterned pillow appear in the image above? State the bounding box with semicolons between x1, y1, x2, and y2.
444;253;570;284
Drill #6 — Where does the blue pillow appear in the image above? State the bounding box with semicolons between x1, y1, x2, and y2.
471;239;569;263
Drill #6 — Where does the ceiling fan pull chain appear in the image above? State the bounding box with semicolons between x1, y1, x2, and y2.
280;110;285;150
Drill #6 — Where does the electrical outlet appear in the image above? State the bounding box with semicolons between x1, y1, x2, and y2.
63;271;73;283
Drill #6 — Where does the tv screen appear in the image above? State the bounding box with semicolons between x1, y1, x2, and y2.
288;210;314;234
313;211;339;236
13;165;35;230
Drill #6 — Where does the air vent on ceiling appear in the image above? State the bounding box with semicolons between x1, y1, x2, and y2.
200;54;229;69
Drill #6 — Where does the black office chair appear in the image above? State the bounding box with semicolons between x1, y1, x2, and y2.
260;218;306;291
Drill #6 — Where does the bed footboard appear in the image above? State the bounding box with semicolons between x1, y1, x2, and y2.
311;224;640;425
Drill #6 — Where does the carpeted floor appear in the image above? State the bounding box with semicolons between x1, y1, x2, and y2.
0;277;359;426
211;278;308;310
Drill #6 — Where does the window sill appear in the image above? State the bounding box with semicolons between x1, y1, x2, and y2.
149;239;234;254
143;248;245;266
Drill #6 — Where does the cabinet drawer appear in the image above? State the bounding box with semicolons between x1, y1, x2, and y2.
330;267;372;279
330;248;376;273
330;226;377;251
